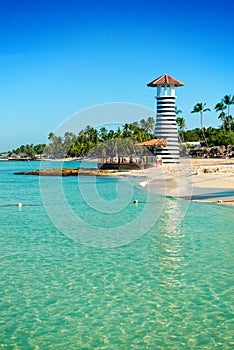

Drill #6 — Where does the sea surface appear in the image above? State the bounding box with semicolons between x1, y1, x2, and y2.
0;161;233;349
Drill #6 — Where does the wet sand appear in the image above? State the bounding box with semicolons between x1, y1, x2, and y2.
163;159;234;205
129;158;234;206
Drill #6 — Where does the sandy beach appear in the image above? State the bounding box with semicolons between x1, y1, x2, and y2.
187;159;234;205
159;158;234;205
123;158;234;206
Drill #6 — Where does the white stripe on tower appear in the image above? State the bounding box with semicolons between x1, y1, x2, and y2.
156;94;179;162
147;74;185;163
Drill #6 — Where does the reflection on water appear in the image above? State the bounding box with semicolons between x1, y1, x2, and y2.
0;162;233;349
156;200;188;290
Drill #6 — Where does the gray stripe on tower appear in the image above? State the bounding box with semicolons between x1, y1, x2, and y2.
147;74;185;163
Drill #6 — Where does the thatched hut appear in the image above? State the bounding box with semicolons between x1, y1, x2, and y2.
98;138;167;169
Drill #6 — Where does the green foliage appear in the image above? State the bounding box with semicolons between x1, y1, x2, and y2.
191;102;211;145
176;117;186;130
213;131;234;146
11;143;46;157
45;119;155;158
7;100;234;158
183;128;234;147
183;128;201;142
215;95;234;132
140;117;155;132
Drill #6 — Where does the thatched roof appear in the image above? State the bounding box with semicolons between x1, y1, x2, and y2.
134;138;167;147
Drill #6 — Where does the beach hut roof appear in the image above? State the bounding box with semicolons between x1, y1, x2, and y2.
135;138;167;147
147;74;184;87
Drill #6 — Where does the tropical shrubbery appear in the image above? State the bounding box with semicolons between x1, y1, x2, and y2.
8;118;155;158
10;143;46;157
46;119;155;158
179;128;234;147
177;94;234;147
5;94;234;157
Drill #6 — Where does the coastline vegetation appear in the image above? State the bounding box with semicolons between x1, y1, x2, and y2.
3;125;234;159
1;95;234;158
2;118;156;158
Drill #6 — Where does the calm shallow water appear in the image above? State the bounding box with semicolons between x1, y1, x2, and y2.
0;161;233;349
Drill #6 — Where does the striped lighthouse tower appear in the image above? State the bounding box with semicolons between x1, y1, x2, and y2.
147;74;184;163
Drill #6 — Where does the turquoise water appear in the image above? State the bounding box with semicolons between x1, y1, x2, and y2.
0;161;233;349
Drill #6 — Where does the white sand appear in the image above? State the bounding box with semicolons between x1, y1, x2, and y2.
126;158;234;206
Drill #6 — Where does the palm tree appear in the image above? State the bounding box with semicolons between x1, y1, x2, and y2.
99;127;108;141
191;103;210;145
122;123;132;138
48;132;57;142
114;127;122;139
214;102;226;132
78;130;86;144
222;95;234;131
85;126;98;144
107;129;115;140
175;106;182;116
225;115;233;132
47;132;63;157
176;117;185;129
219;112;227;132
140;117;155;133
176;117;186;142
63;132;76;154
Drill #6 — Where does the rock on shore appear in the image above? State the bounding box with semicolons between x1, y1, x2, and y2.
14;168;121;176
188;145;234;158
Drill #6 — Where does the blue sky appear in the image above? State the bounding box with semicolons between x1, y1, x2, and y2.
0;0;234;151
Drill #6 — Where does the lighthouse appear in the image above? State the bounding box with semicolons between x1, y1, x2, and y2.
147;74;184;163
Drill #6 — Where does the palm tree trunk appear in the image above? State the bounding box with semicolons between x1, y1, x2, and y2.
200;111;208;146
227;105;231;131
180;130;184;143
200;111;203;130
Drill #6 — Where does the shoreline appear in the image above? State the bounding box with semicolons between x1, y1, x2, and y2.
164;158;234;206
13;157;234;206
129;158;234;206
